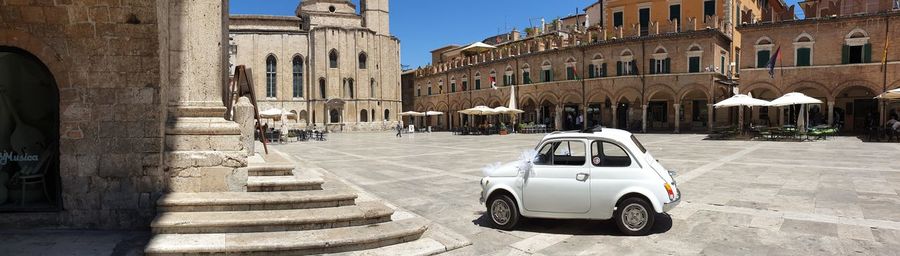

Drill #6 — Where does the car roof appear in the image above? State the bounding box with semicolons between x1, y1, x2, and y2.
541;128;634;141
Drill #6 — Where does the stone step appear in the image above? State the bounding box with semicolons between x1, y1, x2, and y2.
246;174;324;192
246;164;296;176
144;217;429;255
157;190;357;212
151;202;394;234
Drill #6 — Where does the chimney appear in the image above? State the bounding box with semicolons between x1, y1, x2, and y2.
510;29;521;41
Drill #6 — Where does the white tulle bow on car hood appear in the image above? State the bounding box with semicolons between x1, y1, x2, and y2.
481;150;539;178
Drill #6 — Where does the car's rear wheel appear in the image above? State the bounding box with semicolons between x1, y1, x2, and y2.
614;197;655;236
488;194;519;230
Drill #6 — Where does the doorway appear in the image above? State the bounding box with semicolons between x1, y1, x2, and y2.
0;47;61;212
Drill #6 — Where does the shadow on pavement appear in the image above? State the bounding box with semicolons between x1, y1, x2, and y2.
472;211;673;236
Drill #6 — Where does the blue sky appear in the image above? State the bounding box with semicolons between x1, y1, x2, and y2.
231;0;802;69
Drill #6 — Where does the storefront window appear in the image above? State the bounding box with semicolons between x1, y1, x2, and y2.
0;47;61;211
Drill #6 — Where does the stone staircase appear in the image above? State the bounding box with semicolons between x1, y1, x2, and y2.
144;162;430;255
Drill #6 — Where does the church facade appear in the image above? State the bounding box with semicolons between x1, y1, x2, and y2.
229;0;402;132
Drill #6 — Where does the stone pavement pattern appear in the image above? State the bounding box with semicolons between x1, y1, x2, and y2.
275;132;900;255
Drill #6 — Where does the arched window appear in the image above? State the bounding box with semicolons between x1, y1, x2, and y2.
794;33;814;66
371;108;375;121
450;77;457;92
344;79;354;98
504;66;514;85
329;49;339;68
292;55;303;98
590;54;605;78
650;46;671;74
616;50;634;76
520;64;531;84
384;109;391;121
687;43;703;73
319;78;327;99
427;82;433;95
755;37;774;68
489;70;497;88
330;109;341;123
360;109;369;122
358;52;367;69
370;79;376;98
565;57;577;80
461;75;469;91
541;60;552;82
266;55;277;98
843;29;870;64
474;73;482;90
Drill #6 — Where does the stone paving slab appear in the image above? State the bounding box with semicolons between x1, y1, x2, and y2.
275;132;900;255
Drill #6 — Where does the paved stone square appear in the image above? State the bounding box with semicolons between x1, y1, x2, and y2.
274;132;900;255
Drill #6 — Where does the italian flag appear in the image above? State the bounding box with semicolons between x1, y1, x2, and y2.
490;76;497;89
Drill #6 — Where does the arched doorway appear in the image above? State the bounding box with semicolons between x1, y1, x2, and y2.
835;86;879;133
0;47;60;211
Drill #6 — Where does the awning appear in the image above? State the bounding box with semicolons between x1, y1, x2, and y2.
713;94;771;108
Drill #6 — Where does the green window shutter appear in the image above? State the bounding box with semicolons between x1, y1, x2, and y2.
616;61;623;76
601;63;608;77
588;64;595;78
689;57;699;72
649;59;657;74
757;50;770;68
841;45;850;64
567;67;574;80
863;43;872;63
797;48;811;66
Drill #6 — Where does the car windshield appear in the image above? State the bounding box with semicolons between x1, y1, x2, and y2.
631;135;647;153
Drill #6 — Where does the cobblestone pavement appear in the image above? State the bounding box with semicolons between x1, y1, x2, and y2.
274;132;900;255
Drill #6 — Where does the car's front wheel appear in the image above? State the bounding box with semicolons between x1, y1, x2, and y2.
614;197;655;236
488;194;519;230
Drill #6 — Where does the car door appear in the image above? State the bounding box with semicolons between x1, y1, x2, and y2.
523;139;591;214
589;140;644;219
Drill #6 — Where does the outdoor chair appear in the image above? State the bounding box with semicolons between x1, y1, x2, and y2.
14;143;56;206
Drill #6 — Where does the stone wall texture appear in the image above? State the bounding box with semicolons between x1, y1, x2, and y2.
0;0;165;229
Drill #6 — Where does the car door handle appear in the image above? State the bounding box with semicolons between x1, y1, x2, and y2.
576;173;589;182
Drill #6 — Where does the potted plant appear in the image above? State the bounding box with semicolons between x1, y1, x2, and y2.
499;123;508;135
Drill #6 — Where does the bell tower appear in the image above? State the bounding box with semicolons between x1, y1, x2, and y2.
360;0;390;35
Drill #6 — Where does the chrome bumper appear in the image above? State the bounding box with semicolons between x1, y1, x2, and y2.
663;189;682;212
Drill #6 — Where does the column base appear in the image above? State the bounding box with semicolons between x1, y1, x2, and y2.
164;106;248;192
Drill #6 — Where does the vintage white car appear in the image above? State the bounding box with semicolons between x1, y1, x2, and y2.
479;127;680;235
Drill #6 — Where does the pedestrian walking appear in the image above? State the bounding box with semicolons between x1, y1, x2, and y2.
396;122;403;137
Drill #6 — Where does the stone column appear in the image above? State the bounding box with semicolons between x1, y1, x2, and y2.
827;102;835;126
161;0;247;192
233;97;255;156
641;105;648;133
707;104;714;132
738;106;744;134
578;103;586;130
673;103;681;133
611;105;618;129
778;107;785;126
554;105;563;131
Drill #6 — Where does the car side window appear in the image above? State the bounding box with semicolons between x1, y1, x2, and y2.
552;140;585;166
534;142;556;165
591;141;632;167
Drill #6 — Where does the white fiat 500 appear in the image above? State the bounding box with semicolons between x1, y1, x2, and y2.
479;127;680;235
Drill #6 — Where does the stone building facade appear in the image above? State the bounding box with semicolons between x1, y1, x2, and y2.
0;0;245;229
228;0;402;132
737;10;900;132
409;0;899;134
409;0;777;132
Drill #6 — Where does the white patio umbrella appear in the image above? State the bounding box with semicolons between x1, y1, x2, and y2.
493;106;525;114
768;92;823;133
713;94;771;108
876;88;900;100
259;108;284;118
425;111;444;116
768;92;823;107
399;111;425;116
459;105;499;115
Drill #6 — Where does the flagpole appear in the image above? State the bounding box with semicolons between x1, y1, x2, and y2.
882;17;890;126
